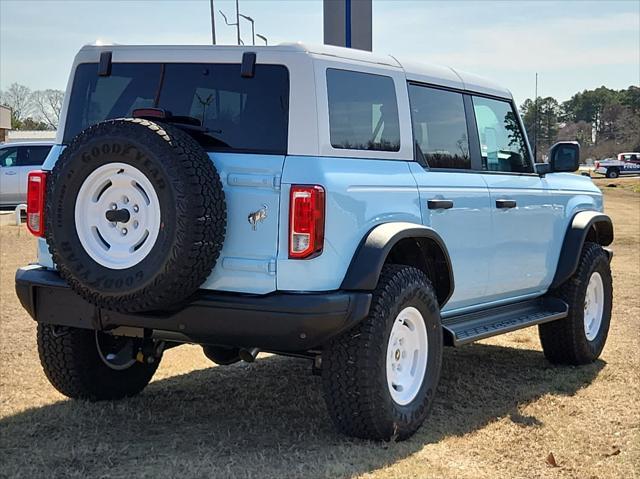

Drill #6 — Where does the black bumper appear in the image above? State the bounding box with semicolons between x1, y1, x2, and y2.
15;266;372;352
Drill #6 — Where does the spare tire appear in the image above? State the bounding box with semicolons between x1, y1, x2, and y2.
46;118;226;313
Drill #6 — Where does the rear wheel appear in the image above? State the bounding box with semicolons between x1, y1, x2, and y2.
539;242;612;365
605;168;620;178
322;265;442;441
37;324;159;400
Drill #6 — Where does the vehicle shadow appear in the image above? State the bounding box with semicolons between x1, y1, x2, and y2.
0;342;604;478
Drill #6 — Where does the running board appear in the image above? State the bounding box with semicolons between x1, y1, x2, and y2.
443;297;568;346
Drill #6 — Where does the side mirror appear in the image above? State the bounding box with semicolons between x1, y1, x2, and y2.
549;141;580;173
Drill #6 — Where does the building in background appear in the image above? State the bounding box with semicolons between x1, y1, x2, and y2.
0;106;10;142
5;130;56;142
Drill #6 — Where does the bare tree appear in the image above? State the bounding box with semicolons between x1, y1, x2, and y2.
0;82;33;127
32;89;64;130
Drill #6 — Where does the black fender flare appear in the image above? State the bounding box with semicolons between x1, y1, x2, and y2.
340;222;455;306
550;211;613;289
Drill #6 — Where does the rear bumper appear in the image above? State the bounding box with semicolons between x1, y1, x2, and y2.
15;265;372;352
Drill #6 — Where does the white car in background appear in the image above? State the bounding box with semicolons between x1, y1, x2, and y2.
594;152;640;178
0;142;54;207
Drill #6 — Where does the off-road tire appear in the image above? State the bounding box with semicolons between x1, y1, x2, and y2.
539;242;612;365
37;324;159;400
605;168;620;179
322;265;443;441
46;118;226;313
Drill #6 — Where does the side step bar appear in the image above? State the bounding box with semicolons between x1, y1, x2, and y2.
443;297;568;346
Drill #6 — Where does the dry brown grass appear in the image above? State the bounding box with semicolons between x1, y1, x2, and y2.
1;179;639;479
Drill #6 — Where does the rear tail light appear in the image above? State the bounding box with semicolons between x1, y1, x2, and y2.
26;171;48;237
289;185;325;259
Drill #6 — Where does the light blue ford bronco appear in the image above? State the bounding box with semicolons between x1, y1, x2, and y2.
15;43;614;441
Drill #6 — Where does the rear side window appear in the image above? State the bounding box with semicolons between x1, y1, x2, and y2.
408;85;470;169
472;97;532;173
65;63;290;154
327;69;400;152
21;146;51;166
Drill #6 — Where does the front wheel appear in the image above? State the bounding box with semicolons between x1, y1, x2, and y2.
37;325;159;400
539;242;613;365
321;265;443;441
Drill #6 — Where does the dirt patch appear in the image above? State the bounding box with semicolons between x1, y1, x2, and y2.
1;179;638;478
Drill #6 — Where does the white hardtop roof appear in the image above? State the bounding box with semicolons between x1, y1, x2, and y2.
77;42;512;99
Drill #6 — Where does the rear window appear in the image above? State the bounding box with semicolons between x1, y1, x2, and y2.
65;63;290;154
327;69;400;152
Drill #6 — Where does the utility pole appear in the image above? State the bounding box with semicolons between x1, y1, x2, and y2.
533;72;538;162
209;0;216;45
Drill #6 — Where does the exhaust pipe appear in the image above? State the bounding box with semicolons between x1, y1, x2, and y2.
239;347;260;363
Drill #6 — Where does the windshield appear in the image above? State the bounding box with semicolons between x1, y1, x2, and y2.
64;62;289;154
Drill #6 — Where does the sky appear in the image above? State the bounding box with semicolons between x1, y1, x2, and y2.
1;0;638;106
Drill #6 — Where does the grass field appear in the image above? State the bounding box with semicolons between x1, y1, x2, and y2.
1;178;638;478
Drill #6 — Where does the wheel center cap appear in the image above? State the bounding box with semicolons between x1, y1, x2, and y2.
105;208;131;223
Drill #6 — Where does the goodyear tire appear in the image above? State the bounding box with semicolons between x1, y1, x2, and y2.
37;324;159;400
46;119;226;313
539;242;613;365
322;265;443;441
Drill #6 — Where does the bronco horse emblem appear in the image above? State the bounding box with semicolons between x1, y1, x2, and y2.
248;204;268;231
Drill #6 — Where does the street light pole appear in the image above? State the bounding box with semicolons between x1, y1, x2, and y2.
239;14;255;45
209;0;216;45
219;9;240;45
235;0;241;47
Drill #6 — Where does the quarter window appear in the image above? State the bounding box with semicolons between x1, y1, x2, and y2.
408;85;470;169
327;69;400;152
472;97;532;173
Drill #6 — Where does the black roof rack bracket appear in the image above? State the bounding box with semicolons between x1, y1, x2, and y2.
241;52;256;78
98;51;112;77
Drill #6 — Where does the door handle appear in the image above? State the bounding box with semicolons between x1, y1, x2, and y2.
4;171;17;176
496;199;517;209
428;199;454;210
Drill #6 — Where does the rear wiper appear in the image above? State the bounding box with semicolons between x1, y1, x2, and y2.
133;108;228;145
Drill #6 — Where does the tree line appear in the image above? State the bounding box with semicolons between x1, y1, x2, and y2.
1;82;64;131
520;85;639;162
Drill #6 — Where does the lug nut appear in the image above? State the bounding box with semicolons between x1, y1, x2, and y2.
110;203;117;210
123;196;129;204
121;228;128;235
133;204;139;213
133;220;139;228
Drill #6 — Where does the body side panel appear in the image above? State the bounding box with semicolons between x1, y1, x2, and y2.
278;156;421;291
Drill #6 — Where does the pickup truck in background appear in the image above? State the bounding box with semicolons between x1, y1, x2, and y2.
594;152;640;178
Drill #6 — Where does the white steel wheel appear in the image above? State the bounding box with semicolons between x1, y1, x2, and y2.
584;271;605;341
386;306;429;406
74;162;161;270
